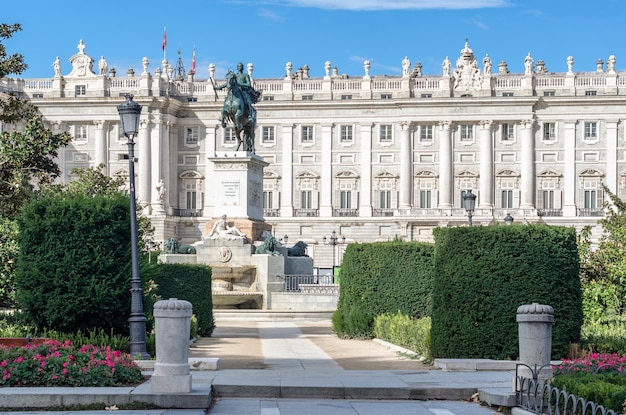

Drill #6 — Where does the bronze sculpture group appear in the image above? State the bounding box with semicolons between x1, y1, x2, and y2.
214;62;261;153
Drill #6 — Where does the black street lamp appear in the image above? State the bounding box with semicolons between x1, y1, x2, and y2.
117;94;149;359
323;230;346;269
504;213;514;225
463;190;477;226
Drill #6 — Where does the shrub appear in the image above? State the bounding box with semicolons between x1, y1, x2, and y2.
333;241;433;338
431;224;582;360
373;312;431;360
142;263;214;336
580;315;626;356
15;194;135;335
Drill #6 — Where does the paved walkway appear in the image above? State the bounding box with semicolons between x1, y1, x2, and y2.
0;315;519;414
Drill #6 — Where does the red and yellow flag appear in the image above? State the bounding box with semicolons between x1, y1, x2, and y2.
191;46;196;74
161;27;167;52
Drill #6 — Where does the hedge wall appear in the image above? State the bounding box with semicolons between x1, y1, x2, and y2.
430;224;582;360
142;263;214;337
333;241;434;337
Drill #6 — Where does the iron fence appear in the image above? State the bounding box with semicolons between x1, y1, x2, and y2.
280;274;335;292
516;364;621;415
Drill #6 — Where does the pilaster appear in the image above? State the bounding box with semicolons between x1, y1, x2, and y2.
520;119;535;209
479;120;494;209
359;124;373;216
438;121;453;209
399;122;413;211
280;124;294;217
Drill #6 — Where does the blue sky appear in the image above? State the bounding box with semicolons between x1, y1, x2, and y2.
3;0;625;80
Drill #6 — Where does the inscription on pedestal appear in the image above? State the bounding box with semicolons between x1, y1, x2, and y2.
223;181;240;205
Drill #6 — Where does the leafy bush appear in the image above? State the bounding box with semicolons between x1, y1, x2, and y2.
0;340;144;387
141;263;214;336
15;194;135;335
373;312;431;360
332;304;374;339
333;241;434;338
431;224;582;360
580;315;626;356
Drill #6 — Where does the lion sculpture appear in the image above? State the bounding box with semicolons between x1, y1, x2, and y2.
164;237;196;254
255;233;282;256
287;241;308;257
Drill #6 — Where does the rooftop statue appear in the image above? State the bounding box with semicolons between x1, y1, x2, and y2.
213;62;261;153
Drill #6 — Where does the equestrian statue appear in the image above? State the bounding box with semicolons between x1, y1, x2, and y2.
213;62;261;153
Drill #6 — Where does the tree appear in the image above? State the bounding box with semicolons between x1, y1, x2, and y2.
0;23;71;218
579;184;626;322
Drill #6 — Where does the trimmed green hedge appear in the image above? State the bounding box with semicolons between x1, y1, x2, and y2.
142;263;214;337
430;224;582;360
551;372;626;413
15;194;134;334
333;241;434;337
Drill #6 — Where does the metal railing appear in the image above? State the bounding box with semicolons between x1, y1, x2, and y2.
537;209;563;217
166;208;203;217
263;208;280;217
294;209;319;217
373;209;395;217
516;365;620;415
333;208;358;217
578;208;604;217
280;275;335;292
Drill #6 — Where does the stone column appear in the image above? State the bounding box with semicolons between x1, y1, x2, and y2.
204;125;217;216
606;120;619;195
151;121;166;215
93;120;107;174
359;123;373;216
138;119;151;213
151;298;193;393
399;122;412;210
280;124;294;217
478;121;493;209
562;121;577;216
438;121;453;209
320;124;333;217
520;120;535;209
516;303;554;383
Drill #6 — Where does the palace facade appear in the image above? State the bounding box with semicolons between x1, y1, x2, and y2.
2;40;623;269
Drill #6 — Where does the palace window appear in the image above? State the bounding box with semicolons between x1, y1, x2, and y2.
501;190;514;209
544;91;555;97
420;190;432;208
584;189;597;209
262;126;275;144
379;125;392;142
380;190;391;209
186;127;199;145
262;95;274;101
341;95;352;100
300;190;312;209
75;85;86;97
421;93;432;98
585;91;597;96
542;190;555;209
420;125;433;141
460;124;473;141
340;125;353;143
543;122;556;140
75;125;87;141
381;93;392;99
224;127;236;144
185;183;197;209
584;122;597;140
302;95;313;101
301;125;314;143
340;190;352;209
501;123;515;141
263;190;273;209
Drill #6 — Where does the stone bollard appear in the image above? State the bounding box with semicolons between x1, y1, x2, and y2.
151;298;193;393
516;303;554;384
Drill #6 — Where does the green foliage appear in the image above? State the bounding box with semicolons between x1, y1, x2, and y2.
551;372;626;413
141;263;214;336
579;185;626;323
15;193;134;334
332;304;374;339
333;241;434;338
430;224;582;360
0;217;18;306
373;312;432;360
581;315;626;355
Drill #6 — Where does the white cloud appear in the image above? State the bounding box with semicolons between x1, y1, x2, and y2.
256;0;511;10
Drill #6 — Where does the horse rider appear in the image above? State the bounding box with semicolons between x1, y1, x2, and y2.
234;62;259;123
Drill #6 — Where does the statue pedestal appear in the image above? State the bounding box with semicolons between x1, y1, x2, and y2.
206;152;269;221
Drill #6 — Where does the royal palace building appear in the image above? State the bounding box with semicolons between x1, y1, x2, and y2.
2;40;624;269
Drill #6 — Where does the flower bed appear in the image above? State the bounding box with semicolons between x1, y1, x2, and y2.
0;339;145;387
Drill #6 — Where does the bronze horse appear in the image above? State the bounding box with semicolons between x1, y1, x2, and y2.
219;71;256;153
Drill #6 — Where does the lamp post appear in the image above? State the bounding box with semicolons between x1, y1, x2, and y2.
117;94;149;359
504;213;514;225
463;190;477;226
323;230;346;269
